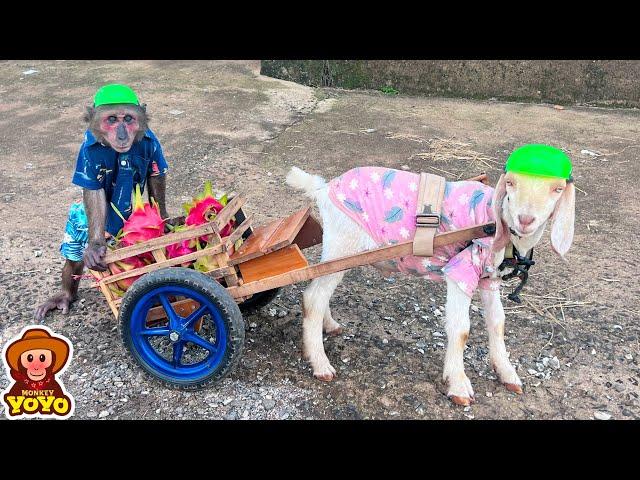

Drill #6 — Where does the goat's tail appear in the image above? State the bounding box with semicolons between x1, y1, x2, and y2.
286;166;327;200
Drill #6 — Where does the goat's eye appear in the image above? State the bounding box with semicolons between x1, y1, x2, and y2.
555;187;564;193
505;181;514;187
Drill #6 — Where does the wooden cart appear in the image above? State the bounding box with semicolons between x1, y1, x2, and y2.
91;174;493;389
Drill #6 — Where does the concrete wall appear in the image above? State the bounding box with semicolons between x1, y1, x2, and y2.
260;60;640;108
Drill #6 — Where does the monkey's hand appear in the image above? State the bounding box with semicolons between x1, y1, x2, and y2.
34;293;73;322
83;240;108;271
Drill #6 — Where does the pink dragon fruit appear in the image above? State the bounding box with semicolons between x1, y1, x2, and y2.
111;184;166;264
183;180;234;237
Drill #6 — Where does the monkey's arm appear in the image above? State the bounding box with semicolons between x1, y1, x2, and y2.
82;188;108;271
147;174;169;219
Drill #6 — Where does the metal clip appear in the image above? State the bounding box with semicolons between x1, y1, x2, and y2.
416;213;440;227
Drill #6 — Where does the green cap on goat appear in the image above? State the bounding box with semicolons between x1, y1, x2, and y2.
505;144;572;180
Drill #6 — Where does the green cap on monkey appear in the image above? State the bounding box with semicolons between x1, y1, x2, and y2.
506;144;572;180
93;84;140;107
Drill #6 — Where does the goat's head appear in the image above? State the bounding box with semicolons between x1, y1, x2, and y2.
492;145;575;259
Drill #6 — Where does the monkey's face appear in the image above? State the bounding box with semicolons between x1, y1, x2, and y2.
96;105;144;152
20;349;53;381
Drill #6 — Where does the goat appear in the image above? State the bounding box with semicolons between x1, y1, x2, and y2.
286;165;575;406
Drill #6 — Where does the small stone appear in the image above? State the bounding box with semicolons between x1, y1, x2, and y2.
99;410;110;418
401;165;410;170
363;128;376;133
223;398;233;406
45;268;51;274
614;384;625;393
625;354;633;360
268;308;277;317
168;110;184;115
486;392;492;397
470;305;479;312
34;250;42;257
433;309;442;316
549;357;561;370
527;369;538;375
224;410;239;420
594;411;611;420
382;338;388;344
463;406;471;412
86;411;98;418
263;399;276;410
341;357;350;364
249;322;257;328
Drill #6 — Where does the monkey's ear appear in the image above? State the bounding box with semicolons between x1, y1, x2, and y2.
140;103;147;113
83;106;95;123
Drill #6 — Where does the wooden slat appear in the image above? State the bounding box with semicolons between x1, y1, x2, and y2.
104;221;222;264
238;244;308;284
224;215;253;248
94;244;227;286
146;298;200;323
215;194;246;232
263;207;311;253
228;222;495;298
91;269;119;318
228;217;284;265
152;249;167;262
292;214;323;250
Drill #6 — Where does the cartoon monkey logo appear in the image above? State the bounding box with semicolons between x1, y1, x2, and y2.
2;326;75;419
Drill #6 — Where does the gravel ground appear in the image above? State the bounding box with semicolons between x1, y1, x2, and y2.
0;60;638;420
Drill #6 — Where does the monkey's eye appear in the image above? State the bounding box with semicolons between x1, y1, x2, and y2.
27;354;33;362
124;114;134;123
107;116;117;123
39;354;46;362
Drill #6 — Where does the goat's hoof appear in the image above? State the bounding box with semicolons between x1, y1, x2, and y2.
314;372;335;382
505;383;523;394
325;326;343;337
449;395;474;406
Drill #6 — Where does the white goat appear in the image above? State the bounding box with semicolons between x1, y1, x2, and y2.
286;166;575;406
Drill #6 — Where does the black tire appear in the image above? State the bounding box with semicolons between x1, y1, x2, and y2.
238;288;281;314
119;267;245;390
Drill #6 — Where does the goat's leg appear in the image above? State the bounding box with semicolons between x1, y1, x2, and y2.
323;300;343;336
443;278;475;406
480;288;523;394
302;272;344;381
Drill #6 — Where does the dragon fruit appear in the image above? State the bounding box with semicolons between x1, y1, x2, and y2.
108;255;147;295
192;236;219;273
183;180;234;237
111;183;166;264
165;224;196;267
116;184;165;246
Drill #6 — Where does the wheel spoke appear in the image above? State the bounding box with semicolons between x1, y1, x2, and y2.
183;304;209;329
183;332;218;355
158;294;180;330
140;327;171;337
172;341;184;367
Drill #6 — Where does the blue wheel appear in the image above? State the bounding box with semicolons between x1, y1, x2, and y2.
119;268;245;389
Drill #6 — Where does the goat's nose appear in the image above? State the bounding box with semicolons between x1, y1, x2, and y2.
518;214;536;226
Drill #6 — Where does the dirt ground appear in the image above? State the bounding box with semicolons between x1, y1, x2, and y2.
0;60;638;420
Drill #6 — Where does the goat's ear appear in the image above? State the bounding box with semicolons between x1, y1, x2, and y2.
491;174;511;252
550;181;575;259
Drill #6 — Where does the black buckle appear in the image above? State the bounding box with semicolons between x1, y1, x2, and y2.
416;213;440;227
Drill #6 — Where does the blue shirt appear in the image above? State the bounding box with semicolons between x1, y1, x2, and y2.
72;129;169;236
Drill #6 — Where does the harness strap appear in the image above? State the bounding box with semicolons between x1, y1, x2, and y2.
413;173;445;256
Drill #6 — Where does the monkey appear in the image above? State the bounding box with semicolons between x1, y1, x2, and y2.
34;84;171;322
